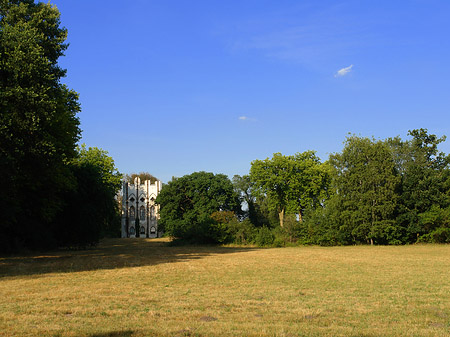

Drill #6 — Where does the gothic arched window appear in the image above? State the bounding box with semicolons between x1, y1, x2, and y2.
150;206;155;219
140;226;145;234
140;206;146;220
129;206;135;219
129;226;135;235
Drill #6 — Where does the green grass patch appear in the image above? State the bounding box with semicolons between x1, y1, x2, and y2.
1;239;449;336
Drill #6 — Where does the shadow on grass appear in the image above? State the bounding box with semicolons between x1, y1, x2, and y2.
0;238;258;278
89;331;134;337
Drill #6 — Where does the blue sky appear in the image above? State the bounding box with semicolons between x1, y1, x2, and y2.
53;0;450;182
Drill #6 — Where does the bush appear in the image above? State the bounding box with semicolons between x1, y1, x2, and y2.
225;219;257;245
254;227;274;247
418;227;450;243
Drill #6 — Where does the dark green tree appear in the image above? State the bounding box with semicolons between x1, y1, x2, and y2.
329;136;400;244
156;171;240;243
55;145;122;247
75;145;122;237
0;0;80;251
394;129;450;242
232;175;256;221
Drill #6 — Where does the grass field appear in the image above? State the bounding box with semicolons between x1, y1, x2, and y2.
0;239;449;336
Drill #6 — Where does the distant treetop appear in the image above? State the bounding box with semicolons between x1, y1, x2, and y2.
124;172;159;184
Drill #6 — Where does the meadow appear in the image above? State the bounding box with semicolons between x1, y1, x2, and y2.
0;239;449;336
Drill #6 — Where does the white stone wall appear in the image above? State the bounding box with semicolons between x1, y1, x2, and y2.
121;177;162;238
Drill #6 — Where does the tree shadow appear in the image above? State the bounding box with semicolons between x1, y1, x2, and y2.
89;331;134;337
0;238;258;278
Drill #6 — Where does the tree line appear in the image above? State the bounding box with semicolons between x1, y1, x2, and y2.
0;0;121;252
156;129;450;246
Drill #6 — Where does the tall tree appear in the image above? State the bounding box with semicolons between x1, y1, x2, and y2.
394;129;450;242
232;174;256;221
156;172;240;243
0;0;80;251
75;145;122;237
250;151;329;227
56;145;122;246
329;136;400;244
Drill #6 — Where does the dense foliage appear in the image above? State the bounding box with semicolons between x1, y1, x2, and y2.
156;172;240;243
250;151;330;226
124;172;158;184
56;145;122;247
295;130;450;246
0;1;120;252
0;0;80;251
179;130;450;247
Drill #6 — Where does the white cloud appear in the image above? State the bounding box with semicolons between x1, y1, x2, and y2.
238;116;257;122
335;64;353;77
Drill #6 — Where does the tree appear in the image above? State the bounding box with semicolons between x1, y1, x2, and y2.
250;151;329;227
394;129;450;242
55;145;122;247
0;0;81;251
232;174;257;222
329;136;400;244
156;171;240;243
124;172;158;184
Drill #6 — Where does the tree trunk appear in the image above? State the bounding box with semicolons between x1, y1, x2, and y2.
279;208;285;227
298;209;303;223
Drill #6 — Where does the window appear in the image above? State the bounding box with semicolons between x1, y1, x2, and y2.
140;226;145;234
129;206;135;219
129;226;135;235
150;226;156;234
150;206;155;218
140;206;146;221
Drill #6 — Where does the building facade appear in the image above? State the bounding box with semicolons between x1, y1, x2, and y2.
121;177;162;238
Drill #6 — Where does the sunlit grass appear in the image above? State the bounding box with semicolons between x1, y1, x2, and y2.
1;239;449;336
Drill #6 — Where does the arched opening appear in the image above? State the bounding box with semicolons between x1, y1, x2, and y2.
150;206;155;219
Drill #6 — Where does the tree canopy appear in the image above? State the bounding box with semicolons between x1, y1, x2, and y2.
301;130;450;245
124;172;159;184
0;1;124;252
328;136;400;244
56;145;122;246
0;0;81;251
156;171;240;243
250;151;329;227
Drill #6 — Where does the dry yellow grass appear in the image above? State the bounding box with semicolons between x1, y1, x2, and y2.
1;239;449;336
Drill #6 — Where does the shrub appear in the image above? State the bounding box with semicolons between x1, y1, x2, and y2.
254;227;274;247
227;219;257;245
418;227;450;243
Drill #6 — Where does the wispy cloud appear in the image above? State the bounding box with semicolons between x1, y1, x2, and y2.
222;4;376;70
335;64;353;77
238;116;256;121
232;24;345;66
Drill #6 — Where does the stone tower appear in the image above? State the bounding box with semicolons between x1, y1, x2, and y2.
121;177;162;238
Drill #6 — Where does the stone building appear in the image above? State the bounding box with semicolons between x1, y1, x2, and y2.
121;177;162;238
